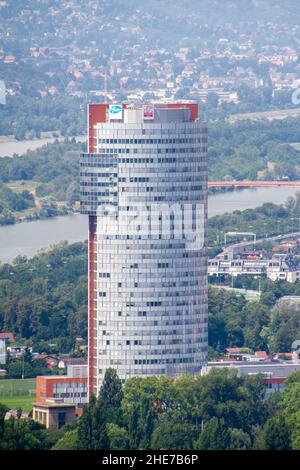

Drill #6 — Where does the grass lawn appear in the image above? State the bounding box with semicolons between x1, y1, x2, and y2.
211;284;261;301
0;378;36;412
5;181;38;195
13;206;39;219
4;181;68;211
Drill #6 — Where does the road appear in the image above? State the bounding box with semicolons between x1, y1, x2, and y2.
223;231;300;253
208;181;300;188
227;107;300;123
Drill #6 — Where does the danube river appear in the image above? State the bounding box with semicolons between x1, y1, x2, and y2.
0;135;299;263
0;135;86;157
0;186;299;264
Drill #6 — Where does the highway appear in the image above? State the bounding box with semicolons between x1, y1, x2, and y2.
223;231;300;253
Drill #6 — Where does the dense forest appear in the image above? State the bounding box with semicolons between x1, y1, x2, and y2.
0;184;35;225
0;96;85;140
0;140;83;199
208;282;300;357
209;117;300;181
1;367;300;450
0;184;34;212
72;368;300;451
0;242;88;354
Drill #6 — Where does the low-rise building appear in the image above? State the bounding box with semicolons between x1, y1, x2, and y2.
5;409;30;421
36;374;88;412
203;361;300;395
224;348;270;362
32;401;76;429
35;363;88;417
57;356;87;369
208;254;300;283
0;332;15;364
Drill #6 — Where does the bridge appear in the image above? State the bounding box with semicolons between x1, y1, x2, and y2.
208;181;300;188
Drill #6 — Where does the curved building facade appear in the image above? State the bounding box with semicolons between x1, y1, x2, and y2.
80;103;208;395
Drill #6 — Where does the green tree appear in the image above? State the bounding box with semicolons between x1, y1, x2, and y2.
77;395;96;450
194;417;231;450
100;368;123;425
128;407;140;450
0;418;46;450
92;397;109;450
277;375;300;449
107;423;129;450
151;415;195;450
52;429;78;450
0;403;8;439
77;394;109;450
263;415;291;450
228;428;252;450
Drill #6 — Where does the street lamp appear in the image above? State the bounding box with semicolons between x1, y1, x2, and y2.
21;349;25;380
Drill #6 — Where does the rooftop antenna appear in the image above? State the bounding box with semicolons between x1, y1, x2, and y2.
104;70;108;102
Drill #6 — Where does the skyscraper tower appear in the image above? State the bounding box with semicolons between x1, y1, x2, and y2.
80;103;208;396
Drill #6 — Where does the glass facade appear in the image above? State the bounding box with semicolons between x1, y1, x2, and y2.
53;381;87;404
80;105;208;394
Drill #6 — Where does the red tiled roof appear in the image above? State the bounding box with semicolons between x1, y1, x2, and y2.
225;348;244;353
274;352;293;357
0;332;15;343
255;351;269;360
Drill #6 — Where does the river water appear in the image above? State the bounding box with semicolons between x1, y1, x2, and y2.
0;135;86;158
0;137;299;263
207;186;300;216
0;186;298;264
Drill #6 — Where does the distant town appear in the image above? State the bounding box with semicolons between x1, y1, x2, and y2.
2;0;300;141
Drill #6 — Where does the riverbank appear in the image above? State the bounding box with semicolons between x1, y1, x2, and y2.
0;130;63;143
0;205;75;227
0;213;87;263
0;134;86;158
207;185;299;216
1;186;300;264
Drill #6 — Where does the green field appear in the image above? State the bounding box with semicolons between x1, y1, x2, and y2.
211;285;261;301
0;378;36;412
5;181;38;194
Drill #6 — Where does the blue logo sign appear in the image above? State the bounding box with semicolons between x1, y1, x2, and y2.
109;104;123;119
